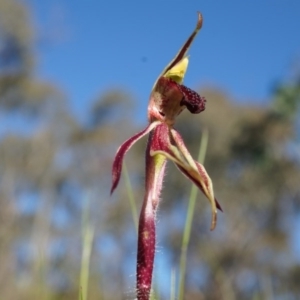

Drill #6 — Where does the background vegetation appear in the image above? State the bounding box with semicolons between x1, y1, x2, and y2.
0;0;300;299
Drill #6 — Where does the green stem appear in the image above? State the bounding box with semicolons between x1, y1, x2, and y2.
178;128;209;300
79;196;95;300
124;162;138;233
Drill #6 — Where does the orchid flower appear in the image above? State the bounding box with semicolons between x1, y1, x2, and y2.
111;12;222;300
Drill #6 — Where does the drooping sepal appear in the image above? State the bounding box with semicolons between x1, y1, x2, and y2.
170;129;219;230
176;161;220;230
110;122;159;195
149;125;220;230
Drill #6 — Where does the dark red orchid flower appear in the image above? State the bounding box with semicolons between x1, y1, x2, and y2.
111;12;222;300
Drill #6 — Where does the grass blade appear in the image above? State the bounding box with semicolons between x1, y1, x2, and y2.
178;128;209;300
124;161;138;233
79;196;95;300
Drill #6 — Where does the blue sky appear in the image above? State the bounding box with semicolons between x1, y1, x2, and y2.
30;0;300;120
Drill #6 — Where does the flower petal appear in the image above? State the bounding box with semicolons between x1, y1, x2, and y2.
170;129;198;169
151;145;219;230
150;126;221;228
171;129;219;230
176;162;220;230
149;123;186;167
110;121;160;195
177;160;222;211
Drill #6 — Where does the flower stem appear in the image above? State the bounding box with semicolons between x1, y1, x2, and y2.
136;132;166;300
137;198;156;300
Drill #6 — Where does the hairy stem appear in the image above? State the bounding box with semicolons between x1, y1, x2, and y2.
136;131;166;300
136;197;156;300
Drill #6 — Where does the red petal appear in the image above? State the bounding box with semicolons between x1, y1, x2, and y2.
110;122;159;195
176;162;222;213
150;122;173;153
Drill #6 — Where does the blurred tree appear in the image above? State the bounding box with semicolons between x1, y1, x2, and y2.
0;1;140;299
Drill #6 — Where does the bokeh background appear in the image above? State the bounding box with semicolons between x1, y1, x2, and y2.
1;0;300;299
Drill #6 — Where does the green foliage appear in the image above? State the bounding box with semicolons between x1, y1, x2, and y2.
273;80;300;120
